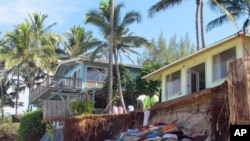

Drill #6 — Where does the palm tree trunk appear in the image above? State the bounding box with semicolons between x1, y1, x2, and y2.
107;0;114;114
1;83;4;120
200;0;206;48
15;65;20;115
195;0;200;51
28;75;35;111
25;66;34;112
114;49;127;113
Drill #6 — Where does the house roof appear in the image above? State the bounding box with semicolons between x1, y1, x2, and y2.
142;32;250;81
54;55;142;77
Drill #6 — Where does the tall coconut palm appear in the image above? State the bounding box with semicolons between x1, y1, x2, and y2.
63;25;101;58
148;0;206;50
200;0;205;49
0;13;60;112
108;0;114;114
195;0;201;50
85;2;148;113
1;23;34;114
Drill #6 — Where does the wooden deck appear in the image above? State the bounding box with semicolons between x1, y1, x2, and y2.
30;76;82;105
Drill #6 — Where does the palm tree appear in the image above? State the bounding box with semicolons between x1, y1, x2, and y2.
0;23;33;114
108;0;114;114
85;2;148;113
148;0;206;50
0;13;60;112
200;0;205;48
195;0;201;50
63;25;101;58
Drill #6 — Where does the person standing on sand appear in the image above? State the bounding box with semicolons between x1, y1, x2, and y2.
143;93;159;126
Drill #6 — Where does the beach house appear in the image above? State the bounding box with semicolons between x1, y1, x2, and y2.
29;56;141;118
142;33;250;102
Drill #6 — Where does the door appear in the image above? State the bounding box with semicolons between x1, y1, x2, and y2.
187;69;199;94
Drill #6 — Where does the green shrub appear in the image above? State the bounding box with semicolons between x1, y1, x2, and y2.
0;115;13;124
45;123;53;140
69;99;94;115
17;109;46;141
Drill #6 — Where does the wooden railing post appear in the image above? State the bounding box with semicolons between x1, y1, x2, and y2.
227;57;250;125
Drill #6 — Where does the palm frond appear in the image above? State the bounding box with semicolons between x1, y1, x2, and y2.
85;10;110;36
206;12;242;31
207;0;250;31
121;11;141;27
148;0;183;18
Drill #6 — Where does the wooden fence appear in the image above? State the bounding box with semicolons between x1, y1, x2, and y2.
43;100;70;120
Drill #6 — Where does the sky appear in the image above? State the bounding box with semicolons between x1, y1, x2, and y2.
0;0;246;115
0;0;245;46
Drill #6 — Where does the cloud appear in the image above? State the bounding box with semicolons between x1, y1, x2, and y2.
0;0;97;31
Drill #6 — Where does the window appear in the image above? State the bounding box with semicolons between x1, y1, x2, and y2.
87;66;107;82
213;47;236;81
166;71;181;97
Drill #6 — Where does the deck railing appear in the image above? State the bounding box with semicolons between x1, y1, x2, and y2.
30;76;82;104
86;81;104;88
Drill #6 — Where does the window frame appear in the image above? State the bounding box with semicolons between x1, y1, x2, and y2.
212;47;236;81
165;70;181;98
